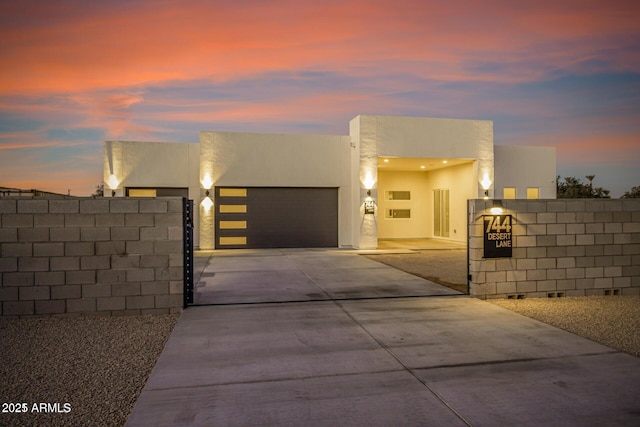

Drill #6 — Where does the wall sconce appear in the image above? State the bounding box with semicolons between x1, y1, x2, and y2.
201;197;214;211
481;174;492;199
106;174;119;197
201;174;213;203
490;199;504;214
363;172;375;191
201;174;213;191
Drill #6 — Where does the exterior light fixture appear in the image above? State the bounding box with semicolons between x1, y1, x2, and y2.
420;165;426;169
201;174;213;190
490;199;504;214
383;159;389;163
363;172;375;190
481;174;492;190
201;197;214;211
442;160;448;164
106;174;119;197
480;173;492;199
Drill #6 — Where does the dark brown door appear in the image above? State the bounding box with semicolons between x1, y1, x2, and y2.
215;187;338;249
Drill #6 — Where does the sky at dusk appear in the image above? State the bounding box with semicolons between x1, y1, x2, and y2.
1;0;639;197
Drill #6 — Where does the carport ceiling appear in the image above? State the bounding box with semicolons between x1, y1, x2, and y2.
378;157;474;172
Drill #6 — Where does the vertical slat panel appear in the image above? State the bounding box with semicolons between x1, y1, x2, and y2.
183;198;194;307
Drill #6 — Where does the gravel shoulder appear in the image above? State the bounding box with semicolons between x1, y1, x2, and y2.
489;296;640;357
1;314;179;427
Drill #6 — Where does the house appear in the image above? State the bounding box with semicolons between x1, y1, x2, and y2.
103;114;556;249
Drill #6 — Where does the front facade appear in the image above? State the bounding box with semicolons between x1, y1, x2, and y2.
103;114;556;249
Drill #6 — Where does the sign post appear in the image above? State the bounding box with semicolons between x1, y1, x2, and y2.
483;214;513;258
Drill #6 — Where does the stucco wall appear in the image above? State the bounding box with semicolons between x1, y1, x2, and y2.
427;162;476;243
468;199;640;299
494;145;556;199
198;131;354;249
200;131;349;187
103;140;200;246
104;140;199;190
0;197;184;317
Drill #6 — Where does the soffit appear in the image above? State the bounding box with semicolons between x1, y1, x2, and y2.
377;157;474;172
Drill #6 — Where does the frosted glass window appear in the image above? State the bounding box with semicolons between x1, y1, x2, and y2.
527;188;540;199
385;209;411;219
386;191;411;200
503;187;516;199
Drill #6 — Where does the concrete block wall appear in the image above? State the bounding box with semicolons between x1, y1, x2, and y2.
468;199;640;299
0;197;184;317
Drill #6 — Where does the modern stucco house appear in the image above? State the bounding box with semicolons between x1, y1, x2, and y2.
103;114;556;250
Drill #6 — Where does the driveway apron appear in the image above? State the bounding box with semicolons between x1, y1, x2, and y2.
126;250;640;426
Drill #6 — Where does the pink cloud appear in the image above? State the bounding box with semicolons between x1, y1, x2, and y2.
1;0;638;96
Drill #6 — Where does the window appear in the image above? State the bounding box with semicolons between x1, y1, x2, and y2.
527;187;540;199
386;190;411;200
219;188;247;197
128;189;157;197
126;187;188;197
386;209;411;219
503;187;516;199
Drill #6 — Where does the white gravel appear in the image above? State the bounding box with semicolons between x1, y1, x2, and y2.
489;295;640;357
1;314;179;427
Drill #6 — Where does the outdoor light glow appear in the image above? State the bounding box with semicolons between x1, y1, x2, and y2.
201;196;214;211
106;174;119;190
442;160;448;164
363;172;375;190
481;174;492;190
383;159;389;163
201;174;213;190
490;207;504;214
420;165;426;169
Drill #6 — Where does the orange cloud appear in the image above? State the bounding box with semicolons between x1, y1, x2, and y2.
2;0;638;96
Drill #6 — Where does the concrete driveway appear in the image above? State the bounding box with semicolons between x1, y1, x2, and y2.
194;249;458;304
127;250;640;426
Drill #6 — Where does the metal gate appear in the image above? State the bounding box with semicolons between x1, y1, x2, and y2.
183;197;194;308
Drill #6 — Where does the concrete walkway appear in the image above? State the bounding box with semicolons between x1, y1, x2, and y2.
127;250;640;426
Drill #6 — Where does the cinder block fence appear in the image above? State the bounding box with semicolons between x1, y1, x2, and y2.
468;199;640;299
0;197;184;317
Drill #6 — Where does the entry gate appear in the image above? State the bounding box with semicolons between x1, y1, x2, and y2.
183;198;194;308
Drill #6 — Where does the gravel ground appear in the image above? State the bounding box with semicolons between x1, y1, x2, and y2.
0;314;179;427
489;296;640;358
363;249;468;293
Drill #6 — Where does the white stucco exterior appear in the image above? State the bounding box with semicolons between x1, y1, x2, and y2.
103;114;556;249
494;145;557;199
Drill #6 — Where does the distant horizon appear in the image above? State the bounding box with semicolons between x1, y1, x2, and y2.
1;1;638;197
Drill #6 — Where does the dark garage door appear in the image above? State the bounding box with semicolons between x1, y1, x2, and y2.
215;187;338;249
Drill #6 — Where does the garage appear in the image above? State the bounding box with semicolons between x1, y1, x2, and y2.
214;187;338;249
